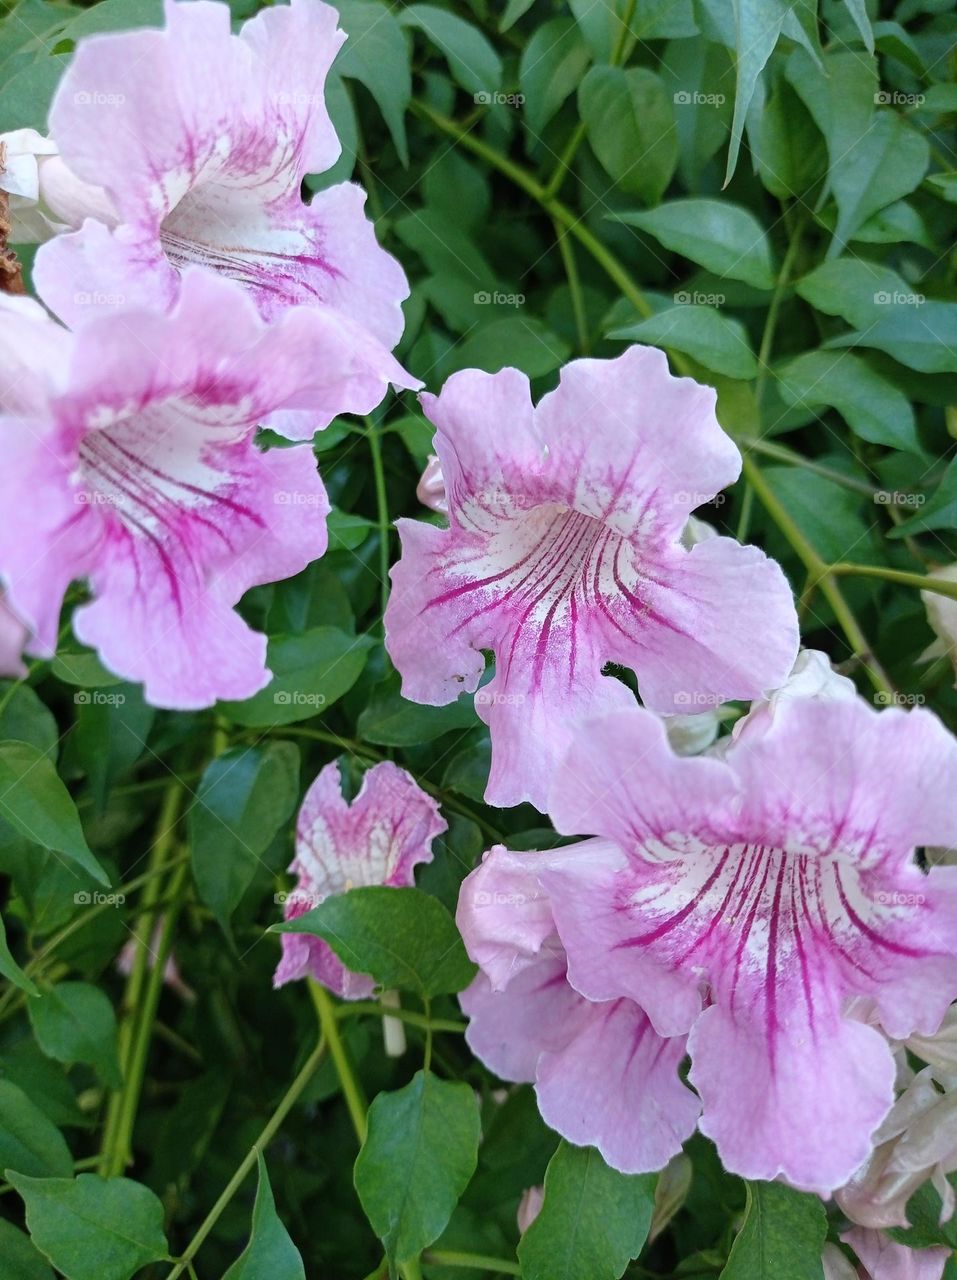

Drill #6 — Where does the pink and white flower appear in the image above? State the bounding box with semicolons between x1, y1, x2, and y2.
0;128;114;244
0;269;411;708
274;761;446;997
524;697;957;1192
385;350;799;808
839;1228;949;1280
35;0;409;349
457;845;701;1173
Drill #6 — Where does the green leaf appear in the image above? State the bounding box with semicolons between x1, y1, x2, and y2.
190;743;299;932
7;1173;170;1280
614;199;775;289
354;1069;480;1264
273;886;476;999
795;257;917;329
328;509;375;551
0;55;68;132
0;911;38;995
842;0;874;51
69;684;154;814
578;66;678;204
519;18;591;138
724;0;790;183
719;1180;826;1280
826;301;957;374
59;0;163;36
50;648;122;688
446;316;570;379
660;36;734;185
334;0;410;165
358;680;478;746
500;0;535;31
828;112;929;258
0;742;108;886
0;1080;72;1179
0;1220;55;1280
775;351;921;452
610;305;759;380
219;627;372;726
222;1154;306;1280
28;982;122;1089
0;685;59;757
890;457;957;537
399;5;501;97
519;1141;656;1280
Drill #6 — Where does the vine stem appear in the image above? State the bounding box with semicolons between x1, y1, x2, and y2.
309;980;368;1143
365;416;392;629
337;1000;466;1034
165;1033;328;1280
828;562;957;599
99;784;183;1175
423;1250;521;1276
413;102;896;695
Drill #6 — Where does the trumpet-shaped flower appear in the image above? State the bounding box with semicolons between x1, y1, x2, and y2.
840;1228;949;1280
274;761;446;997
35;0;409;348
457;844;701;1173
531;698;957;1192
0;269;411;708
0;129;114;244
385;350;799;808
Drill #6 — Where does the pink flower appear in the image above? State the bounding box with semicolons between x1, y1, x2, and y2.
0;592;27;678
841;1228;949;1280
35;0;409;350
528;697;957;1192
416;454;447;515
0;129;114;243
274;761;446;997
0;270;410;708
385;350;799;808
456;845;701;1174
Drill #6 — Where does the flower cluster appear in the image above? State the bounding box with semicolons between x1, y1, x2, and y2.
4;2;956;1269
0;0;414;704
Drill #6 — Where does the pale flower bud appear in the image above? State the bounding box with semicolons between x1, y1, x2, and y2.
732;649;857;743
0;131;115;244
517;1185;544;1234
920;564;957;681
416;454;447;515
0;592;27;679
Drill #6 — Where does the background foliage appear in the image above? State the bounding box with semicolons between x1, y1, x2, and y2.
2;0;957;1276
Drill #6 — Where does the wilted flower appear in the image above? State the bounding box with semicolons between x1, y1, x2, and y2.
457;845;701;1174
0;270;410;707
386;349;799;809
836;1067;957;1228
840;1227;949;1280
35;0;409;348
524;696;957;1191
274;761;446;997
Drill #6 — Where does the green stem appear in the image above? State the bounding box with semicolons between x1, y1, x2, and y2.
366;417;392;628
754;209;806;409
423;1250;522;1276
165;1034;328;1280
554;222;590;353
104;854;190;1176
828;562;957;599
100;785;182;1175
739;436;881;498
309;980;368;1143
337;1001;466;1034
743;458;895;697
